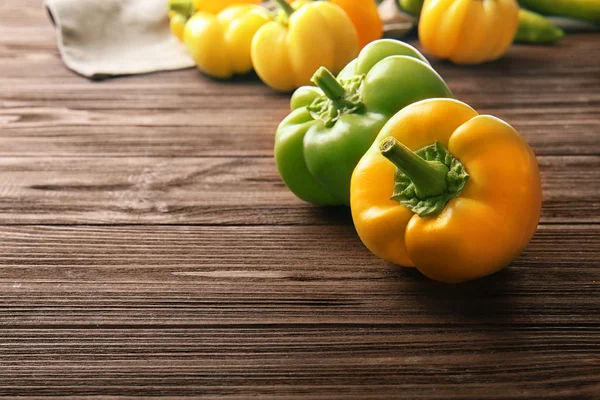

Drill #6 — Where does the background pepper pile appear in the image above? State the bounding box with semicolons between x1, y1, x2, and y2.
170;0;600;86
165;0;598;283
169;0;383;90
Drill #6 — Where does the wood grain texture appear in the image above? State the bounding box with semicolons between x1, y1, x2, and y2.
0;69;598;158
0;0;598;398
0;225;598;397
0;155;595;224
0;224;598;326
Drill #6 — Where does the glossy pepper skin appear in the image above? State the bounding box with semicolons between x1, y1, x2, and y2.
170;13;187;42
193;0;261;14
396;0;424;16
168;0;263;43
330;0;384;49
184;5;272;79
515;9;564;44
419;0;520;64
169;0;195;42
251;0;359;92
396;0;564;45
518;0;600;24
275;40;453;206
351;98;542;283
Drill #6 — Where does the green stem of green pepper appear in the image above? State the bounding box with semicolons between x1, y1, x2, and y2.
380;137;449;199
273;0;295;17
311;67;347;105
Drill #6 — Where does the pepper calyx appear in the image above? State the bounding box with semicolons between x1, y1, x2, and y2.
380;138;469;217
273;0;295;19
169;0;194;19
307;67;365;129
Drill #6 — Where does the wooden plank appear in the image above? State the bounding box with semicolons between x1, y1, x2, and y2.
0;155;595;225
0;327;596;398
0;224;597;327
0;224;597;397
1;85;598;157
0;56;598;157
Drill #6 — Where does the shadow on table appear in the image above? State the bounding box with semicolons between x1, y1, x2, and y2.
391;264;520;321
307;205;354;226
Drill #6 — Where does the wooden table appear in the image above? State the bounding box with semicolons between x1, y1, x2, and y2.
1;1;599;398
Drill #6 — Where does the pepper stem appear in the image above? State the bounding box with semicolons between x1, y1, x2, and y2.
380;137;449;199
169;0;194;18
311;67;347;104
273;0;295;17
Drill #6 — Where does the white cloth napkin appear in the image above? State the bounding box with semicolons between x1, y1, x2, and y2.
45;0;195;79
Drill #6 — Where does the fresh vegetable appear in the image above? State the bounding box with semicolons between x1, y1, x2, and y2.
275;40;453;205
193;0;261;15
418;0;519;64
169;0;195;42
330;0;384;49
351;98;542;283
170;13;188;42
169;0;194;16
396;0;564;45
518;0;600;24
396;0;423;17
168;0;263;39
184;5;271;79
516;9;565;44
251;0;359;92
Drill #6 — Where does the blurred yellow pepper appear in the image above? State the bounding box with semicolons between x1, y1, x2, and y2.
168;0;195;42
193;0;261;14
351;98;542;283
251;0;359;92
184;5;272;79
168;0;263;43
419;0;520;64
330;0;383;49
170;13;188;42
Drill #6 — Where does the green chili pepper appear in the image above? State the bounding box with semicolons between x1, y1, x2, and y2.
516;9;565;44
518;0;600;24
274;39;453;206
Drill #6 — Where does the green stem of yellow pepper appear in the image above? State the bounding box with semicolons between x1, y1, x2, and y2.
380;137;449;199
169;0;194;18
273;0;295;17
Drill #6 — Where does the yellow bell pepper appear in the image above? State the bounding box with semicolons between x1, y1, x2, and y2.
193;0;261;15
168;0;195;42
251;0;359;92
184;5;272;79
418;0;520;64
330;0;384;50
168;0;263;43
170;13;187;42
351;98;542;283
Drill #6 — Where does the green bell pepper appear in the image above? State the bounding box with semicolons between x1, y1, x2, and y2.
396;0;423;17
274;39;453;206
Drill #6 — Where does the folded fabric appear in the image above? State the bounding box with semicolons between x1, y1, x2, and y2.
45;0;195;79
